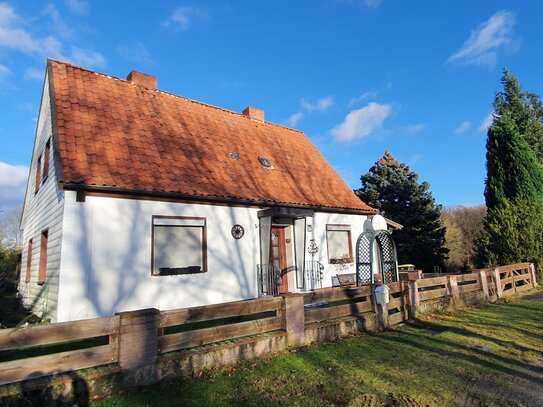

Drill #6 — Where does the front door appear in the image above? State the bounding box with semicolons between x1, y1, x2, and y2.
270;226;288;293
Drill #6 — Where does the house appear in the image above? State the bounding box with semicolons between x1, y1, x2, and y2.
19;59;395;322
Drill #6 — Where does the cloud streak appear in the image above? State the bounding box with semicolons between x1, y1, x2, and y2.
454;121;471;134
0;3;105;69
448;10;517;67
331;102;391;141
478;112;494;133
284;96;335;127
163;6;211;31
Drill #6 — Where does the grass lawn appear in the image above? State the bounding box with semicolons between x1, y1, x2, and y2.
96;289;543;407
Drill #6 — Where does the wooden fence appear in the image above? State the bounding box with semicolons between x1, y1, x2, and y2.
0;262;538;388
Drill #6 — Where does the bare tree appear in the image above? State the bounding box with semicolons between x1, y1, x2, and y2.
443;206;486;272
0;206;23;250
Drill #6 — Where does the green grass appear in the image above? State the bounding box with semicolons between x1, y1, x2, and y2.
96;288;543;407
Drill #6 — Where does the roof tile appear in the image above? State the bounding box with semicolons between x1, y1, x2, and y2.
49;60;375;212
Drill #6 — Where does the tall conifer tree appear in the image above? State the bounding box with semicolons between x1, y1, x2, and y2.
478;70;543;273
356;151;448;273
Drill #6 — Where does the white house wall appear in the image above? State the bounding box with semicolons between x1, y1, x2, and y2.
57;193;261;322
56;191;368;321
19;72;65;320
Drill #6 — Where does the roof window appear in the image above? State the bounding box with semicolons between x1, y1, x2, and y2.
258;156;273;169
229;152;240;160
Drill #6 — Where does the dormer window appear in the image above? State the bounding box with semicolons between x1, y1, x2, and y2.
258;156;273;168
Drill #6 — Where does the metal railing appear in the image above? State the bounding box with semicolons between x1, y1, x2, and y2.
303;261;324;291
256;264;281;298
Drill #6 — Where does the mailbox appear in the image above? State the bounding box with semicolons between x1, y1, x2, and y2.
374;285;390;305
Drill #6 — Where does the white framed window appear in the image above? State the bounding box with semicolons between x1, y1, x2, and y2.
326;224;353;264
151;216;207;276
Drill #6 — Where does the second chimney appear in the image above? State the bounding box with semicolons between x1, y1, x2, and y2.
127;70;157;90
242;106;265;122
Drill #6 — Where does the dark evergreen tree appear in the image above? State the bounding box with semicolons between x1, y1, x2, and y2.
478;70;543;275
355;151;448;273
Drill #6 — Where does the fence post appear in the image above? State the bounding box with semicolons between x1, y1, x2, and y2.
116;308;159;371
280;294;305;346
407;278;419;320
492;268;503;298
479;270;489;299
448;276;459;303
530;263;539;287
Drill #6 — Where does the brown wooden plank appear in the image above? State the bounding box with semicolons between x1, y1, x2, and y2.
387;282;403;293
513;274;531;283
419;287;449;301
304;301;373;324
456;274;479;283
159;317;281;353
0;316;119;351
388;312;406;325
387;297;405;310
458;283;480;294
160;297;281;328
500;277;514;286
417;277;448;288
303;286;371;304
0;345;116;385
496;263;531;273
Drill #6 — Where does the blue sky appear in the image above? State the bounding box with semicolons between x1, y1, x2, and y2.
1;0;543;211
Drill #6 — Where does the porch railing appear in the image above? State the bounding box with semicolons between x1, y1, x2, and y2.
303;261;324;291
257;264;281;298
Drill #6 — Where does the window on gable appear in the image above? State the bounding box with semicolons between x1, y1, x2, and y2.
38;229;48;284
326;224;353;264
25;239;33;282
42;139;51;182
35;155;42;193
152;216;207;276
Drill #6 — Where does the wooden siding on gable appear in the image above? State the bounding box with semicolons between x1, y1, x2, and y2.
19;72;65;322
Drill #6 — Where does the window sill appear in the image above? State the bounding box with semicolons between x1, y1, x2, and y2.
152;266;206;276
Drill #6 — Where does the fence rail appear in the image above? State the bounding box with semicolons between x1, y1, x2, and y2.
0;262;538;388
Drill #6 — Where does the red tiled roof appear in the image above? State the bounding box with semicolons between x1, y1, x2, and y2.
48;60;375;213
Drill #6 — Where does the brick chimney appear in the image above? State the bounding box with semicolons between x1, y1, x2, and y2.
126;70;157;90
242;106;265;122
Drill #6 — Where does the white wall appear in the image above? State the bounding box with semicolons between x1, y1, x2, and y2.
55;190;368;321
19;72;65;320
57;193;261;321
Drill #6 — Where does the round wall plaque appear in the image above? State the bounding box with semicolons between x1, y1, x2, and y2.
231;224;245;239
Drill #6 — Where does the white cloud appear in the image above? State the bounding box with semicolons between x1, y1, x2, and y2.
300;96;334;113
117;42;156;65
68;47;106;68
478;112;494;132
284;112;303;127
454;121;471;134
164;6;211;31
0;162;28;209
331;102;391;141
448;10;517;67
283;96;335;127
0;3;105;68
406;123;425;134
66;0;89;14
24;67;43;80
348;91;376;107
362;0;383;8
409;154;422;165
0;63;10;75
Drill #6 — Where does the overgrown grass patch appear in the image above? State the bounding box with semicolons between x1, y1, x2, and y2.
96;288;543;406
